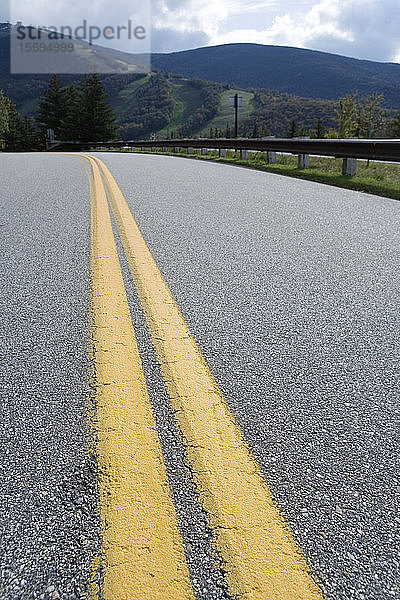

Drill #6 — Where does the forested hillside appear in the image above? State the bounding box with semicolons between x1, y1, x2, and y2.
239;91;337;137
152;43;400;109
114;74;223;139
1;23;398;141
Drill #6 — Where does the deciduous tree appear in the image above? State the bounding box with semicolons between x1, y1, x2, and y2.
335;93;385;138
335;94;358;137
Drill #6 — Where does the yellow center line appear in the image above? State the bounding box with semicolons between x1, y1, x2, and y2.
92;154;325;600
85;155;195;600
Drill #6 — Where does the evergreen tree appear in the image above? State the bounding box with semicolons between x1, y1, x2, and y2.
79;74;117;142
1;90;41;151
60;84;81;140
288;118;298;138
22;116;43;151
4;102;25;151
316;118;325;138
392;112;400;137
0;90;9;150
36;74;66;138
20;116;36;150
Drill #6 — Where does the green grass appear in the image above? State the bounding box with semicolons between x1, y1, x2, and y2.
199;89;254;135
93;147;400;201
236;154;400;200
157;78;204;137
150;150;400;201
113;74;151;122
220;153;400;200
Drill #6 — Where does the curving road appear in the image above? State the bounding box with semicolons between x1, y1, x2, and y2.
1;152;399;600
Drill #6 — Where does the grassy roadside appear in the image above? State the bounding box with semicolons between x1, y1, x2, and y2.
100;147;400;201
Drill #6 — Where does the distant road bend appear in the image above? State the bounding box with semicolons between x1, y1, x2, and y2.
0;152;399;600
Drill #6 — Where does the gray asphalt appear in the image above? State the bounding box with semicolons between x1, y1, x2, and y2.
96;152;400;600
0;154;101;600
1;151;399;600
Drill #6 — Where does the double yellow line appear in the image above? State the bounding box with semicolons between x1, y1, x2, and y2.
85;154;324;600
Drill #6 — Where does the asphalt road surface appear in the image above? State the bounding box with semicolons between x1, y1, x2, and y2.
0;151;399;600
0;155;101;600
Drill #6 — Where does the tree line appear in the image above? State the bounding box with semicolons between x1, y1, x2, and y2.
334;93;400;138
2;74;400;151
241;90;400;139
0;73;117;151
37;74;117;142
0;89;41;151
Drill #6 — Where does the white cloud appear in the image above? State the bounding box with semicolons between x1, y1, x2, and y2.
152;0;240;39
10;0;151;52
331;0;400;62
152;0;400;62
5;0;400;61
211;1;353;48
210;0;400;62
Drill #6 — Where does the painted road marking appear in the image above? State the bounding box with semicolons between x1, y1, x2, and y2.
93;155;325;600
86;156;195;600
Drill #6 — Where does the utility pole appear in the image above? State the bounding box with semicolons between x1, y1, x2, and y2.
234;93;239;138
229;94;242;138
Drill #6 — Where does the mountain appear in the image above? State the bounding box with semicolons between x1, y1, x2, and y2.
2;23;400;109
0;22;150;116
0;24;397;139
152;43;400;109
0;22;147;75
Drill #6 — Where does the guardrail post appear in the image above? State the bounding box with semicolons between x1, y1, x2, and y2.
342;158;357;176
201;148;208;155
174;147;180;153
162;146;167;153
267;152;277;164
188;147;194;154
151;146;156;153
141;147;147;152
298;154;309;169
240;149;249;160
219;149;227;157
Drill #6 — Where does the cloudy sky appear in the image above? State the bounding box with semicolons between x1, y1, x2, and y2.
2;0;400;62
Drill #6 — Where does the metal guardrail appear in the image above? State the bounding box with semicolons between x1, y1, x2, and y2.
48;137;400;163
